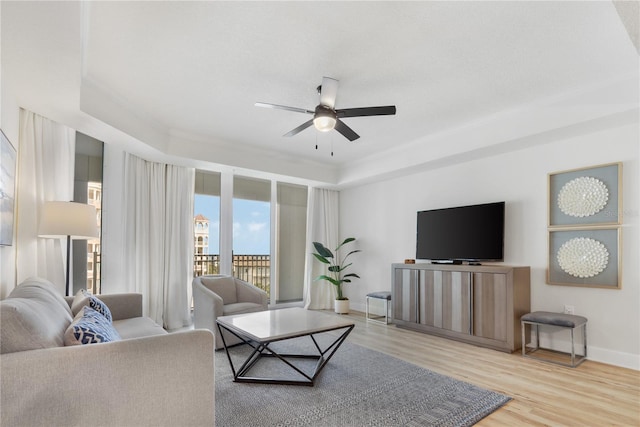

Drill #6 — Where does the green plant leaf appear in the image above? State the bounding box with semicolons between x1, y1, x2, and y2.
315;275;339;286
312;253;330;264
338;262;353;272
335;237;355;252
313;242;334;259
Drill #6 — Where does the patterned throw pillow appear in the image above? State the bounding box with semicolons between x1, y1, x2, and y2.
64;306;121;346
71;289;113;322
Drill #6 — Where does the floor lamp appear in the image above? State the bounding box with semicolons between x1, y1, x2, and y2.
38;201;99;296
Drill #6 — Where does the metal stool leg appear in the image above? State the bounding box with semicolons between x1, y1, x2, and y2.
384;298;389;324
583;323;588;359
571;328;575;367
521;321;526;356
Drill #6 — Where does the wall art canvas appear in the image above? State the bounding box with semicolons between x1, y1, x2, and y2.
1;130;17;246
548;227;620;288
548;163;622;227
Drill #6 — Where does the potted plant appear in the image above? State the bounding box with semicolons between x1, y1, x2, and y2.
312;237;361;314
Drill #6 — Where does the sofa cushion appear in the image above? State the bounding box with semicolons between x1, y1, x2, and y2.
64;306;121;346
71;289;113;322
1;278;73;354
113;317;168;340
9;277;73;317
201;276;237;304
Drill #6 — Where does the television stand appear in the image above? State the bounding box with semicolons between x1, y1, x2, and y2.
431;260;463;265
392;263;531;353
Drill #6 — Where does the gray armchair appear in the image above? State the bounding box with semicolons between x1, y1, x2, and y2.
192;274;268;349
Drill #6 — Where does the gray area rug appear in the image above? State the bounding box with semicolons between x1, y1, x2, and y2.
215;336;510;426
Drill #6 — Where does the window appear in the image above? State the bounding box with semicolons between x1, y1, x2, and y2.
276;182;307;303
73;132;103;294
193;171;308;306
233;176;270;296
194;171;221;276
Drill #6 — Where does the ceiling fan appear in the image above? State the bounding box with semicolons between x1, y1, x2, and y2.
255;77;396;142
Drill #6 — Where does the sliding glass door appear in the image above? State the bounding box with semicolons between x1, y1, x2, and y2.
276;182;307;303
193;171;307;306
194;171;221;276
232;176;271;296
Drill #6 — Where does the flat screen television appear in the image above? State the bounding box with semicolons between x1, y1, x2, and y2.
416;201;505;263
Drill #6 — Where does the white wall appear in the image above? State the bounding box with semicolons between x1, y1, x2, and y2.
340;122;639;369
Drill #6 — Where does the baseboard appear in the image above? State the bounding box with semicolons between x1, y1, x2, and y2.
587;346;640;371
538;331;640;371
351;302;366;313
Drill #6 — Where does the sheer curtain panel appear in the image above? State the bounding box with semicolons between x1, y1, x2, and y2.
163;165;195;329
16;109;75;292
303;188;339;309
122;153;194;329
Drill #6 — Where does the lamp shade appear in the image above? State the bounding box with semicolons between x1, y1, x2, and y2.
313;105;337;132
38;201;99;239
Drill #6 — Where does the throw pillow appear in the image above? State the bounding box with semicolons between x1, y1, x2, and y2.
64;306;121;346
71;289;113;322
9;277;73;317
2;278;74;354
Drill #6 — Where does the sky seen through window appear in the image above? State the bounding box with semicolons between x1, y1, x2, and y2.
194;194;270;255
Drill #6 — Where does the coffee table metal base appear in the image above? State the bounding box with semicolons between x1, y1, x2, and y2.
217;322;354;386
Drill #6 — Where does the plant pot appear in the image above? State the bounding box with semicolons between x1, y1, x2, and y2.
334;299;349;314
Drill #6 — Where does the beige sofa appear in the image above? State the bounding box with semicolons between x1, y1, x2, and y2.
0;277;215;427
193;274;268;349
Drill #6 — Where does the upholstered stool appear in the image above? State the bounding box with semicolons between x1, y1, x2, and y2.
366;291;392;324
521;311;588;367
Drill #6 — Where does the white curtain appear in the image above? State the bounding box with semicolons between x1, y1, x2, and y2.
163;165;194;329
122;153;194;329
16;109;75;293
303;187;339;309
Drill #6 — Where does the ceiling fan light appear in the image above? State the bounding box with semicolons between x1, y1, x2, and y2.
313;116;336;132
313;105;337;132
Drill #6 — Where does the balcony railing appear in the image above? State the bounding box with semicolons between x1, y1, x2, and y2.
194;254;270;297
194;254;220;276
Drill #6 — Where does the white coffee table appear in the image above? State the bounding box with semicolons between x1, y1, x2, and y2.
216;307;355;386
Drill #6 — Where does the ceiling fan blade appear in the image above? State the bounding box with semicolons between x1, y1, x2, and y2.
336;105;396;118
319;77;339;109
283;119;314;137
334;119;360;141
255;102;314;115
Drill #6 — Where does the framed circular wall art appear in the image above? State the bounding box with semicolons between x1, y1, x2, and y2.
547;162;622;289
548;227;620;288
548;162;622;227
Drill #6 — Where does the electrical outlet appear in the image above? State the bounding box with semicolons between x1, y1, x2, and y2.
564;305;575;315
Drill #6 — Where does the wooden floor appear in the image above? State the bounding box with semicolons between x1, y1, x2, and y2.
334;310;640;427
